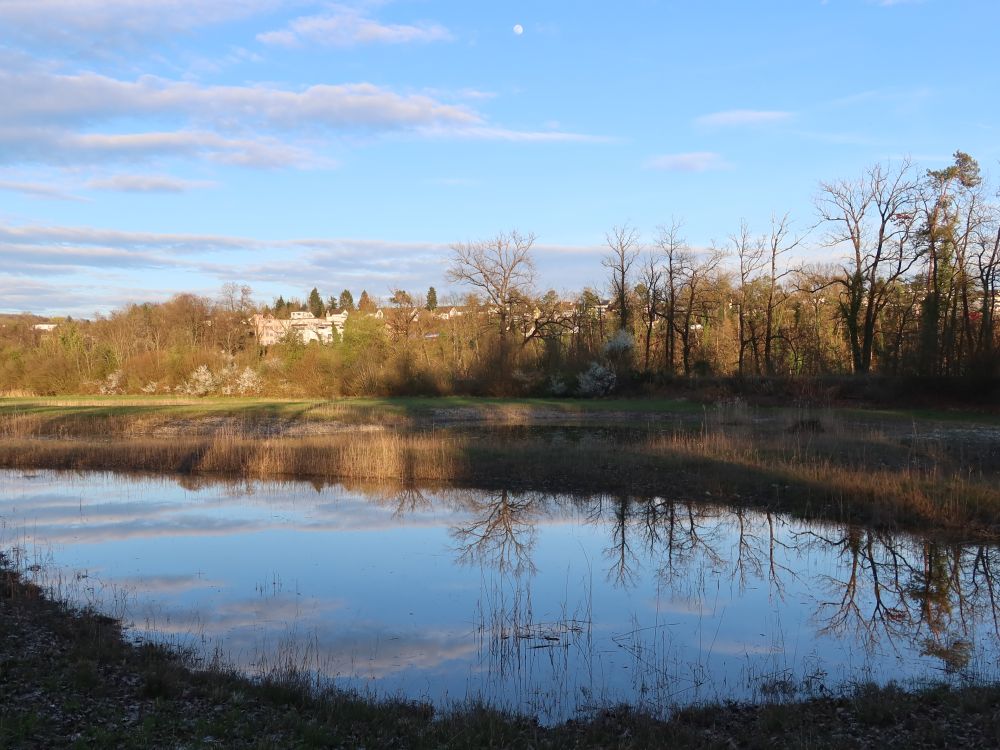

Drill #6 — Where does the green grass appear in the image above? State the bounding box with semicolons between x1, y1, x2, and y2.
3;393;996;426
0;395;709;436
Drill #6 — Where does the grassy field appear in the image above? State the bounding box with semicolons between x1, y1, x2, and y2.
3;394;998;427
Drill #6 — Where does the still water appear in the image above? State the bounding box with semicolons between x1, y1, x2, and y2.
2;470;998;722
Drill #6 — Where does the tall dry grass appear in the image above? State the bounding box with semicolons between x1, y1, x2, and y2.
1;406;997;537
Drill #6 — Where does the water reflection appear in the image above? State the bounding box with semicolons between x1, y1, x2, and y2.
2;470;998;722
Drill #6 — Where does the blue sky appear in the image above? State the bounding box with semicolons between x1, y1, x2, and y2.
1;0;998;316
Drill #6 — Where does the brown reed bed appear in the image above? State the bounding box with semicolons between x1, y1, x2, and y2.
1;411;998;539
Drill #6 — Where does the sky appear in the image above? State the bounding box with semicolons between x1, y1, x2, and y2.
1;0;999;317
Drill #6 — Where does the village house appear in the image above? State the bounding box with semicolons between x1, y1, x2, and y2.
250;311;337;345
249;299;592;346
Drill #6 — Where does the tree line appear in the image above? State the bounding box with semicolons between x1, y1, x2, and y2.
1;152;997;397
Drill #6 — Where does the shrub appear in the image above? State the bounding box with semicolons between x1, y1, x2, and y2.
98;370;125;395
176;365;215;396
577;362;616;397
235;366;263;396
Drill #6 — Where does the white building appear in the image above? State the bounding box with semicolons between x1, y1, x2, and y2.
251;312;336;345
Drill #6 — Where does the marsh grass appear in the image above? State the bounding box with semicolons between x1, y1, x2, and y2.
1;399;998;538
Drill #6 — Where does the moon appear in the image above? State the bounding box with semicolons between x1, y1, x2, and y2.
513;24;524;35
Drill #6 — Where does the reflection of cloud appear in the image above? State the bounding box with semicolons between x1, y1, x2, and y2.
705;640;784;656
142;603;479;681
23;516;265;546
649;599;716;617
114;573;223;595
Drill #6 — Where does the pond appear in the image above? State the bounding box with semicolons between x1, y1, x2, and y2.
2;470;998;723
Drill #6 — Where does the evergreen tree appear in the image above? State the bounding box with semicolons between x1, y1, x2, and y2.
358;290;376;313
338;289;355;311
273;295;286;316
326;295;337;313
425;286;438;311
307;287;324;318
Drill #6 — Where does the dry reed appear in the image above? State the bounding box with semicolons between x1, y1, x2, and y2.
2;404;997;538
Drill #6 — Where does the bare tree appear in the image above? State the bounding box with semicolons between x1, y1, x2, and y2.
602;224;641;332
385;289;418;341
762;214;809;374
655;219;689;374
816;160;920;374
675;246;725;375
447;231;537;347
636;251;662;371
730;220;766;376
973;210;1000;360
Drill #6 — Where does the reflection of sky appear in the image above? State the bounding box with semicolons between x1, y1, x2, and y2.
2;470;999;723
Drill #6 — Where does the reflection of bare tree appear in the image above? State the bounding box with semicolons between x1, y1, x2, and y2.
601;495;642;588
388;486;431;518
589;495;754;592
450;490;539;576
726;508;797;598
450;484;1000;679
806;527;918;647
800;527;1000;672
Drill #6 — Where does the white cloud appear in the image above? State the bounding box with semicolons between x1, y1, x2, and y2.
0;127;317;168
645;152;730;172
87;175;217;193
422;126;612;143
0;0;294;49
0;179;82;201
0;69;481;132
0;66;604;167
695;110;793;127
0;222;616;316
0;224;254;253
259;6;452;47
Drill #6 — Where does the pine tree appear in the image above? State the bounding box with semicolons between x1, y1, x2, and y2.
338;289;355;311
425;286;438;311
307;287;324;318
273;295;286;316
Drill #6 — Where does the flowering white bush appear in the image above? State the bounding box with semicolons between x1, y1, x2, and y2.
141;381;159;394
235;366;263;396
98;370;124;395
576;362;616;397
603;329;635;358
177;365;215;396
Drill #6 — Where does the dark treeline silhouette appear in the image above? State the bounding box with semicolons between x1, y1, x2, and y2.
2;153;998;397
